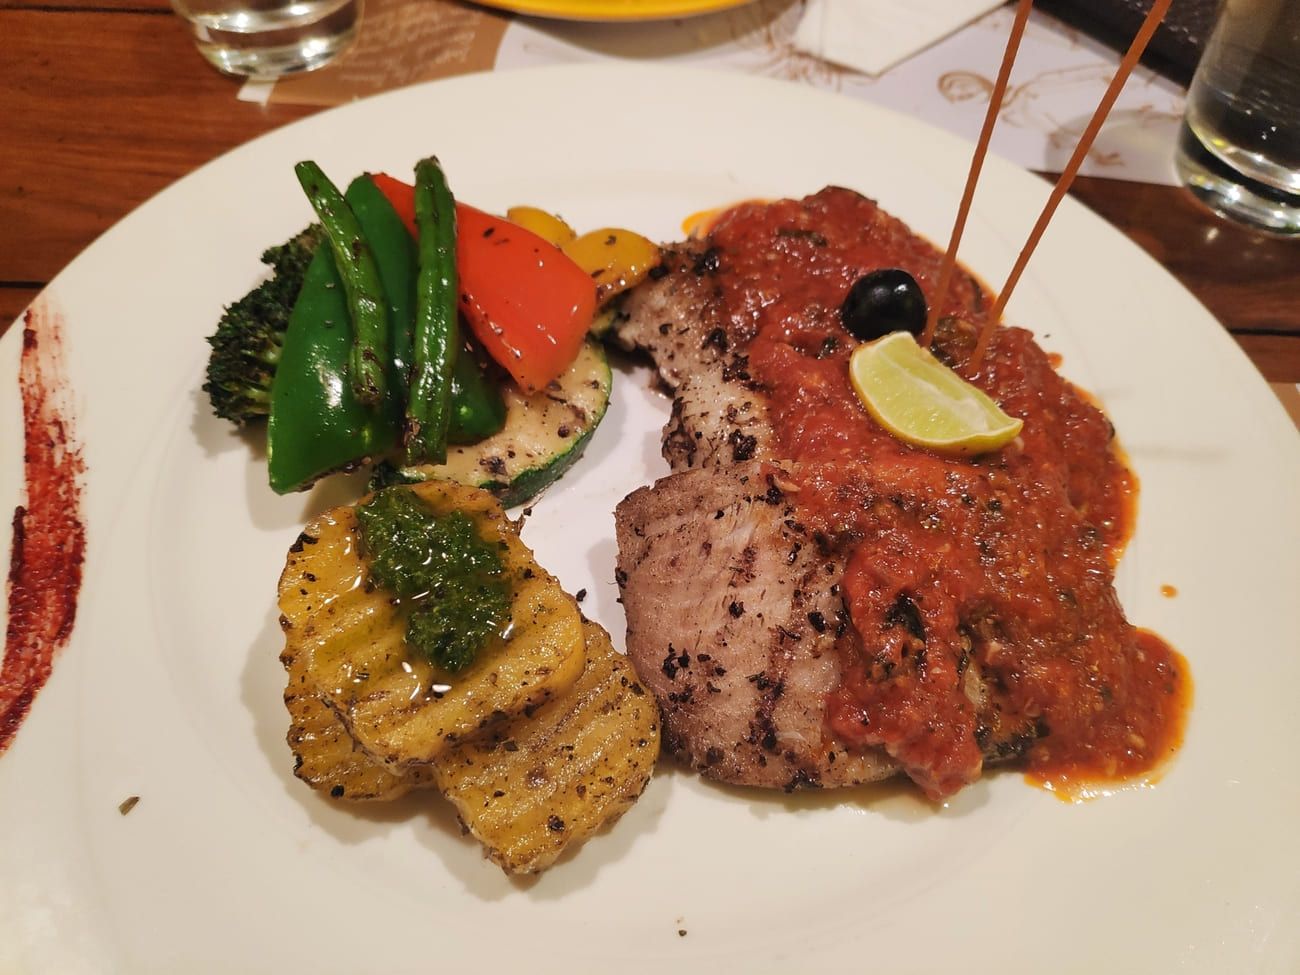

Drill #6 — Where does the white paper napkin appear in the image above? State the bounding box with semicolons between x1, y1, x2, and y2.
794;0;1006;76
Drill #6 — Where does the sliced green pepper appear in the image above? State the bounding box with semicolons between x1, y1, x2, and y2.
448;338;507;445
267;244;400;494
266;176;412;494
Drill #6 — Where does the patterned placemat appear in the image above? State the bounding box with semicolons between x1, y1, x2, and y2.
266;0;509;106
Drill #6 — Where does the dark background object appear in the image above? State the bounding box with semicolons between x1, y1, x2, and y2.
1037;0;1219;86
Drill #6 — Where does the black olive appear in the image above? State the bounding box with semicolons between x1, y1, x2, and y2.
840;269;927;341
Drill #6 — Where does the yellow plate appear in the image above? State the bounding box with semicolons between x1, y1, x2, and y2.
475;0;754;20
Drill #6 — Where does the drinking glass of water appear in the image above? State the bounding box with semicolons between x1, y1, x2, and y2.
1175;0;1300;235
171;0;361;77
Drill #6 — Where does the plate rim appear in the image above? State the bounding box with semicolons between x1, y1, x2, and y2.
3;61;1299;974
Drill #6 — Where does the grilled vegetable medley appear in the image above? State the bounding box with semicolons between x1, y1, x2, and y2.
204;157;658;505
206;155;664;873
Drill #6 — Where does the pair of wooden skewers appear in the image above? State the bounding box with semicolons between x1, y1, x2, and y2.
920;0;1174;369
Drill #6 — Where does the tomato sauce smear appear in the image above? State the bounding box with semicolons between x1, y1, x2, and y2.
1;301;87;755
708;188;1190;800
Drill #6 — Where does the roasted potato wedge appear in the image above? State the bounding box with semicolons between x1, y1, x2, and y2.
436;619;661;875
278;482;586;770
282;640;433;801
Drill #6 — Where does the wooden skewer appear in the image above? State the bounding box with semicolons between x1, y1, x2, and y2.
921;0;1035;348
969;0;1174;370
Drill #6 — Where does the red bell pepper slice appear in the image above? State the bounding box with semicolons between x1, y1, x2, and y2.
370;173;597;394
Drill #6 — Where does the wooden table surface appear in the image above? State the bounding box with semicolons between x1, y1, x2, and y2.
3;0;1299;394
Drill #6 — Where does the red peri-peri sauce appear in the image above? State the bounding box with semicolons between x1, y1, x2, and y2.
1;302;88;754
705;188;1189;800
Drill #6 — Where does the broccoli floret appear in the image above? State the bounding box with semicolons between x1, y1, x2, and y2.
203;225;322;425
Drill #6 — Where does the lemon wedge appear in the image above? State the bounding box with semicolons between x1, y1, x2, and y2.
848;332;1023;455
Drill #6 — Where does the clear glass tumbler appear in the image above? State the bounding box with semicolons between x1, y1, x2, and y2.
170;0;361;78
1174;0;1300;235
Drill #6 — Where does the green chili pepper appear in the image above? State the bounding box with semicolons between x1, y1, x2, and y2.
405;157;459;465
267;244;399;494
294;160;390;407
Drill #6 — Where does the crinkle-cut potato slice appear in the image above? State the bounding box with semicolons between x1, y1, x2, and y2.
436;619;661;875
277;481;586;771
281;640;433;802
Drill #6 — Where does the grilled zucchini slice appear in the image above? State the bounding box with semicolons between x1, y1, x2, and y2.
278;481;586;770
381;338;611;507
436;618;660;875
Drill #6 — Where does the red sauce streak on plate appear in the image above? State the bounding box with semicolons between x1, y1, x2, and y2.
1;302;87;754
708;188;1189;800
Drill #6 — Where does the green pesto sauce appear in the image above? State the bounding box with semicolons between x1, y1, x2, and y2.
356;488;511;673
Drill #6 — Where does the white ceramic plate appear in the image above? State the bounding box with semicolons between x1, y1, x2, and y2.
2;64;1298;974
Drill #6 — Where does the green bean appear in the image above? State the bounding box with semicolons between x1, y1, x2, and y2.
293;160;389;406
404;156;459;465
